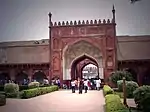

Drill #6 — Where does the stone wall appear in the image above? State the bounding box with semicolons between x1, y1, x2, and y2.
0;39;49;64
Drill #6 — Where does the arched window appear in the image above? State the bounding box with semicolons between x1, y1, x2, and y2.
15;71;28;85
32;71;47;84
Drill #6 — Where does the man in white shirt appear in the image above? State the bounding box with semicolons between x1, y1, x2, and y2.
96;78;101;91
84;79;88;93
71;79;76;93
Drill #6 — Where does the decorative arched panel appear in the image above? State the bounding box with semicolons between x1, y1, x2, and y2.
62;40;103;80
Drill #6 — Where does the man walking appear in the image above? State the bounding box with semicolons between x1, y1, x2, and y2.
71;79;76;93
96;78;101;91
78;78;84;94
84;79;88;93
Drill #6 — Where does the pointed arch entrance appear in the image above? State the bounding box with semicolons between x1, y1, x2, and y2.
63;40;103;80
71;54;100;79
15;71;28;85
32;71;47;83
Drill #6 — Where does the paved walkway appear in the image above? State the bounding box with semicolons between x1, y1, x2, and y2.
0;90;105;112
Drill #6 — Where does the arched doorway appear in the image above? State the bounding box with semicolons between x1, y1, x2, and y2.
71;55;99;80
15;71;28;85
0;72;10;85
63;40;103;81
32;71;47;83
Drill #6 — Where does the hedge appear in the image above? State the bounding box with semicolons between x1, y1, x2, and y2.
133;85;150;111
20;85;59;99
103;85;114;96
0;85;4;91
4;83;19;98
105;94;129;112
28;82;40;89
0;84;51;92
19;85;29;91
110;71;133;85
117;80;139;98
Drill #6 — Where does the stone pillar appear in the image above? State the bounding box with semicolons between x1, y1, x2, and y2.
9;69;16;81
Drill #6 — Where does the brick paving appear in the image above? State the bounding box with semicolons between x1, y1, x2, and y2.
0;90;105;112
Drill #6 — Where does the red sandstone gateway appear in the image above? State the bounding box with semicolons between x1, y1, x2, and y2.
48;6;117;84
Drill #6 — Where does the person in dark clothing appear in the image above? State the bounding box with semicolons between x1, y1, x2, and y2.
78;78;84;94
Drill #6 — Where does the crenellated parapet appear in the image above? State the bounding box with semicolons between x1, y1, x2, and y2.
51;19;114;27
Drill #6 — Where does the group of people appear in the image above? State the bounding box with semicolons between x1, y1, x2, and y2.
71;77;101;94
51;78;61;87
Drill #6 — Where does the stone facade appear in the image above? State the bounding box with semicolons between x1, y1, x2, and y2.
0;35;150;85
0;9;150;85
49;18;117;84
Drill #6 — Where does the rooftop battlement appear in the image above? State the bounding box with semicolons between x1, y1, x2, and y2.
49;5;116;27
51;19;114;27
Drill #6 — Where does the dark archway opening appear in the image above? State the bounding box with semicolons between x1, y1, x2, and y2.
32;71;47;84
71;55;99;80
15;71;28;85
0;72;10;85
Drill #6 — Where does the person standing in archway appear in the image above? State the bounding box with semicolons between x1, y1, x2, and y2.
84;79;88;93
96;78;101;91
74;79;78;90
71;79;76;93
78;78;84;94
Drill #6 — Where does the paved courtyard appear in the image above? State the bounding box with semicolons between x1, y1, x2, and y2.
0;90;105;112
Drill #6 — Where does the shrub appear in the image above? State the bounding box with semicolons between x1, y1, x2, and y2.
133;85;150;111
20;85;59;99
19;85;29;91
117;80;124;92
103;85;114;96
20;88;39;99
105;94;129;112
117;80;138;98
0;94;6;106
0;85;4;91
39;84;50;87
110;71;133;85
4;83;19;98
126;81;138;98
28;82;40;89
114;92;124;98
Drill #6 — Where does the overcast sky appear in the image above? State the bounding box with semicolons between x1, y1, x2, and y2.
0;0;150;42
